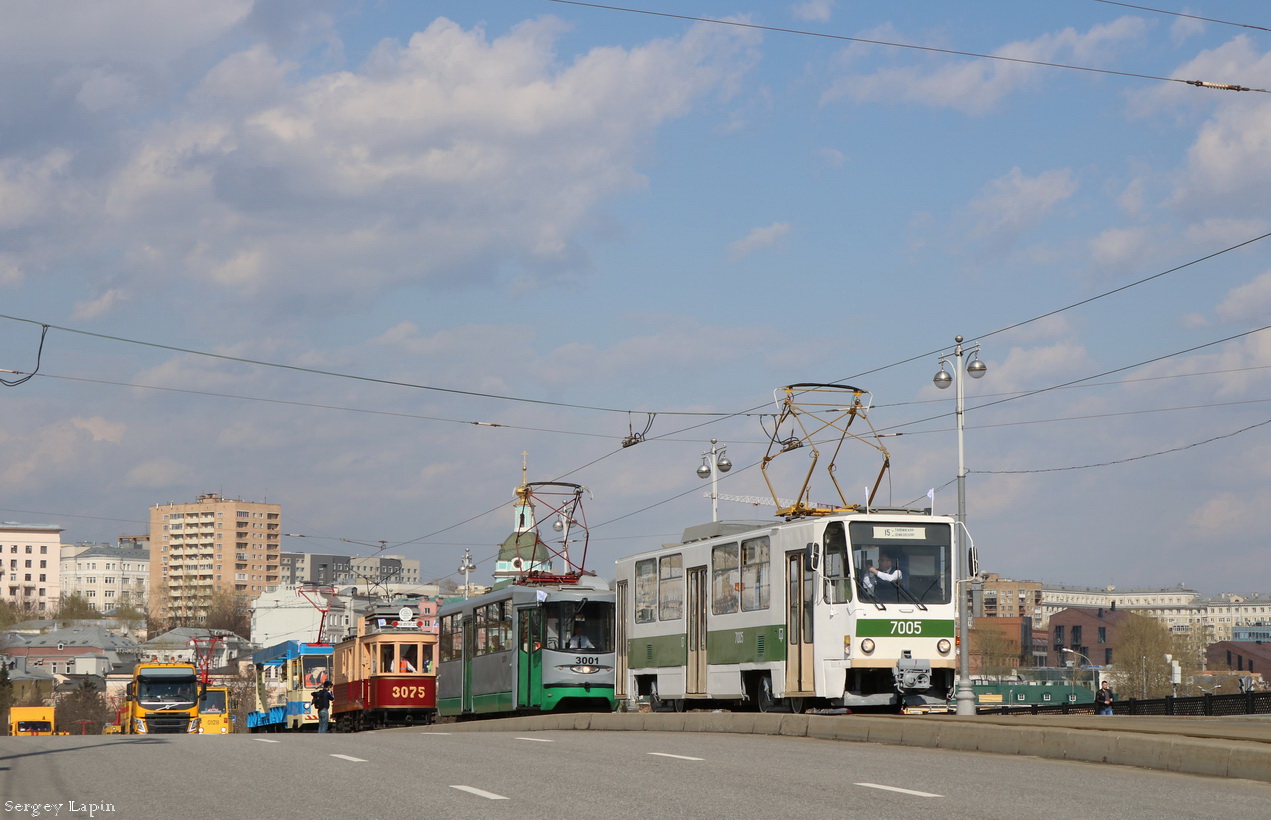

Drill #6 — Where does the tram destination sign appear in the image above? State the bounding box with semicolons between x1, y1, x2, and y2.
872;526;925;539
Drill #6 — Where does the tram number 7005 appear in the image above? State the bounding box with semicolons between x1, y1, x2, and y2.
889;620;924;635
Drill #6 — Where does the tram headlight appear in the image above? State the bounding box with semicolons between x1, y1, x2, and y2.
937;639;952;654
860;639;876;654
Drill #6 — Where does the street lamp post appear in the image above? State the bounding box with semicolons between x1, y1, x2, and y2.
1061;647;1096;692
457;548;476;599
933;335;988;716
696;439;732;522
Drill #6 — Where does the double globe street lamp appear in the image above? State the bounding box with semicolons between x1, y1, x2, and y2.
933;335;987;716
696;439;732;523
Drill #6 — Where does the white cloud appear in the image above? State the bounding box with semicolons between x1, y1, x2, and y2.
729;222;791;259
968;167;1076;241
1216;270;1271;323
823;17;1148;113
72;289;129;321
71;417;126;444
792;1;835;24
17;15;760;321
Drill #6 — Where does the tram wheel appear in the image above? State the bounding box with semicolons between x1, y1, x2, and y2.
755;676;777;713
786;697;804;715
649;681;667;712
671;698;686;714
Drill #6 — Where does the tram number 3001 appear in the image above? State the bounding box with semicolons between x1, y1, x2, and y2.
889;620;925;635
390;685;428;699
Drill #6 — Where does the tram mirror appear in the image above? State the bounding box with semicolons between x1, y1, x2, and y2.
804;542;820;571
967;545;980;577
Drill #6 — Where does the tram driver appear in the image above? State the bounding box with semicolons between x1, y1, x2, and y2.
566;626;595;650
863;552;903;596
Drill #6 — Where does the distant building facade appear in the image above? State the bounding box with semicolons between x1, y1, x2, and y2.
1;523;65;613
149;493;281;620
278;551;420;588
1046;607;1134;669
59;543;149;612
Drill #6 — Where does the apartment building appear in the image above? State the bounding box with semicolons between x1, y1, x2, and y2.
149;493;281;619
1;523;64;613
59;542;149;611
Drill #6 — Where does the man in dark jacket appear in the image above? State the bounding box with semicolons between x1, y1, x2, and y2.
312;681;335;732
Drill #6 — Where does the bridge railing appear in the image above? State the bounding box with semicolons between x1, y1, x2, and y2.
979;690;1271;717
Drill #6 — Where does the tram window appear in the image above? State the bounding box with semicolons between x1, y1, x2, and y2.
822;524;851;604
400;644;419;672
659;554;683;621
712;544;739;615
381;644;396;672
741;537;771;611
635;559;657;623
302;658;329;688
440;614;461;662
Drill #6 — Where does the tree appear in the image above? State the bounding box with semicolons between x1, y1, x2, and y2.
972;625;1021;682
51;592;98;620
1108;613;1175;699
55;679;114;735
0;662;13;735
204;589;251;640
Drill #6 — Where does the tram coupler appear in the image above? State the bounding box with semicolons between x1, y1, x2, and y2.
893;658;932;692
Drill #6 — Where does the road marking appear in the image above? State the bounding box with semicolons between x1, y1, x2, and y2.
253;738;281;743
421;732;451;735
648;752;703;761
450;785;509;800
856;783;941;798
516;736;554;742
331;754;368;762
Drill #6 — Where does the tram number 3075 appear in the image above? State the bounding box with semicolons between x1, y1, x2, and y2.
390;685;429;699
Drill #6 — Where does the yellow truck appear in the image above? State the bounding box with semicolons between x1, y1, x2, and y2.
123;662;202;734
9;706;55;736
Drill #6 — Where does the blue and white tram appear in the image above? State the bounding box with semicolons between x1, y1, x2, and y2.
614;508;958;713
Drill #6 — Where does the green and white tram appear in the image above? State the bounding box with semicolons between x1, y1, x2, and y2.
615;509;957;713
437;576;616;717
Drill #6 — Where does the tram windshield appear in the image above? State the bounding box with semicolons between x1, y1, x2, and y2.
199;688;227;714
302;657;330;688
848;520;952;605
544;600;613;653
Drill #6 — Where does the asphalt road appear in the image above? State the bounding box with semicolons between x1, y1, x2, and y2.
2;729;1268;819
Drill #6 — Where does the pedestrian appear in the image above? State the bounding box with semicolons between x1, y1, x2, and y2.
312;680;335;732
1095;680;1115;715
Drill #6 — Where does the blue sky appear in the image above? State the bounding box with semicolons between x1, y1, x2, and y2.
3;1;1271;595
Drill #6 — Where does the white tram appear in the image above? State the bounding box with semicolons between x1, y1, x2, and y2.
615;509;957;713
616;382;964;714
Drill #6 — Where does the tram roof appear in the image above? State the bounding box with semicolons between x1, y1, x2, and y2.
252;639;334;666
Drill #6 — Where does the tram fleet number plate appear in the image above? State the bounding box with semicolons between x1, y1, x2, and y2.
855;619;955;637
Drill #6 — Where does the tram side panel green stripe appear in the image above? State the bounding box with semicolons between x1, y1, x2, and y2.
628;633;687;668
855;619;955;638
706;624;788;665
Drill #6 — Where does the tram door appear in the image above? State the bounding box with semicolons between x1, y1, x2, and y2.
517;606;543;708
461;617;475;713
687;566;708;695
785;552;815;696
614;581;629;699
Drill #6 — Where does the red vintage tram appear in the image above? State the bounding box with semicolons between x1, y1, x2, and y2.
332;600;438;731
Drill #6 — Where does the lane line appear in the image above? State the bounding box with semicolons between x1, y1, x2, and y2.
516;736;554;742
253;738;281;743
421;732;451;735
450;785;509;800
856;783;941;798
331;754;368;762
648;752;704;761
